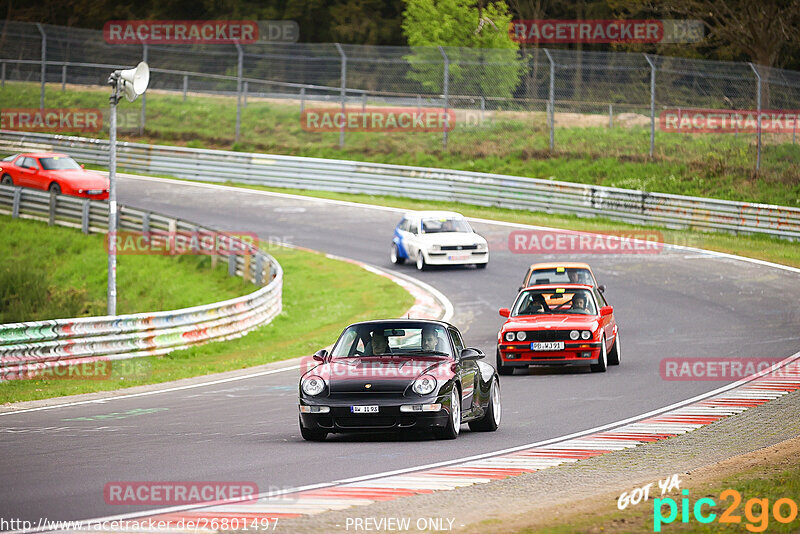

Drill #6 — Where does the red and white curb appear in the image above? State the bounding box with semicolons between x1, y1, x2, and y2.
72;355;800;533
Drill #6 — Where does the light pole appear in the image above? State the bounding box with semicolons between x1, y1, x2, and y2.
107;62;150;315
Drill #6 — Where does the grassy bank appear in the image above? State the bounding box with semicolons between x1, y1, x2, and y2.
0;243;415;403
1;82;798;207
0;214;251;323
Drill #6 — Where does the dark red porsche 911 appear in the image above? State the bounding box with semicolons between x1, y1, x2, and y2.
0;152;109;199
497;284;620;375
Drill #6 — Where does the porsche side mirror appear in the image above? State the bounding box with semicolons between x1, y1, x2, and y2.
499;308;510;318
312;349;329;362
600;306;613;317
598;284;606;293
80;164;85;169
460;347;484;360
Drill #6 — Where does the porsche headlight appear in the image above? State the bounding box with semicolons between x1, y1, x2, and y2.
301;375;326;396
515;331;527;341
412;375;437;395
570;330;580;340
581;330;592;340
504;331;515;342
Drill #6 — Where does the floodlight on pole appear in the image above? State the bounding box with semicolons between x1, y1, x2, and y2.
107;61;149;315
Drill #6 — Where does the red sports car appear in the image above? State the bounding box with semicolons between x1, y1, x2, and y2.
0;152;109;199
497;284;620;375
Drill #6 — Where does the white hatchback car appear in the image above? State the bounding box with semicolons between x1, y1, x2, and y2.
390;211;489;270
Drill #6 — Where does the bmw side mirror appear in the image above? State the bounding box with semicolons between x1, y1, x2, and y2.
499;308;510;318
313;349;329;362
460;348;484;360
598;284;606;293
600;306;613;317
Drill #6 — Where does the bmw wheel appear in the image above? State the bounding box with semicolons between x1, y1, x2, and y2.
390;243;405;265
496;348;513;376
608;333;621;366
416;251;427;271
590;335;608;373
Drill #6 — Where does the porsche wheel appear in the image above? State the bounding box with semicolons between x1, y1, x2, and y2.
435;388;460;439
299;417;327;441
1;175;12;186
48;183;61;195
416;252;427;271
469;378;500;432
390;243;405;265
608;333;621;366
496;348;513;376
590;335;608;373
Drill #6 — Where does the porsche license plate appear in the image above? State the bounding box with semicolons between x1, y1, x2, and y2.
448;254;470;261
88;190;104;195
531;341;564;351
351;405;379;414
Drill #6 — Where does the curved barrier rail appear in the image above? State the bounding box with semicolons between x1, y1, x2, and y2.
0;184;283;381
1;130;798;240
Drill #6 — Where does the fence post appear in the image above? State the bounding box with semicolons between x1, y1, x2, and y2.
608;103;613;128
48;190;56;226
139;43;148;136
36;23;46;109
244;81;249;107
644;54;656;159
335;43;347;148
1;62;5;88
438;46;450;149
12;187;21;218
235;41;243;143
543;48;555;151
255;253;264;285
300;86;305;114
794;117;797;145
61;64;66;92
182;75;188;101
228;253;237;277
748;63;762;172
362;91;367;112
81;198;90;234
416;94;421;113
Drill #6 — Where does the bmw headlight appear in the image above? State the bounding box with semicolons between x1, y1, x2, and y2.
412;375;437;395
504;331;515;342
581;330;592;340
301;375;326;396
570;330;580;340
516;331;527;341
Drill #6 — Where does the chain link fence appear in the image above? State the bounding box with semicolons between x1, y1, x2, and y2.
1;20;799;175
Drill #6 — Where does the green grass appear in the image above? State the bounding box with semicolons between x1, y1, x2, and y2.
0;244;414;403
211;182;800;270
515;460;800;533
1;82;799;207
0;215;251;323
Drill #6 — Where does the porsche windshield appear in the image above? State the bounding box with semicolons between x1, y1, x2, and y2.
512;288;597;316
331;323;453;358
421;218;471;234
39;156;81;170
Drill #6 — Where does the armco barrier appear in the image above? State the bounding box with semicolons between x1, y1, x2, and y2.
0;184;283;381
1;130;798;240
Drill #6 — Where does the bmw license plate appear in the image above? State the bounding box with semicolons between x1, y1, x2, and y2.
448;254;469;261
351;405;379;414
531;342;564;351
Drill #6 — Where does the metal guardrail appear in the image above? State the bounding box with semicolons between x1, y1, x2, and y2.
2;130;799;240
0;183;283;381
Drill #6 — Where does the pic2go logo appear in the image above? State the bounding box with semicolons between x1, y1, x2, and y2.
654;489;800;532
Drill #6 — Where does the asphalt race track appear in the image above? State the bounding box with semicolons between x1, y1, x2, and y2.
2;175;800;524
